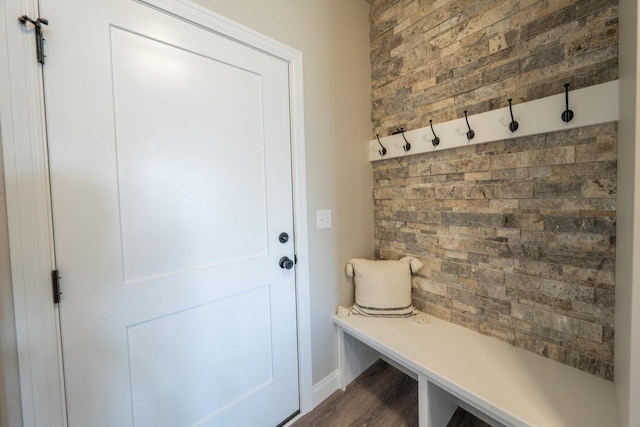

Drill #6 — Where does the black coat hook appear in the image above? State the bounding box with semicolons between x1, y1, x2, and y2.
429;120;440;146
561;83;574;123
508;98;519;132
376;134;387;156
392;127;411;152
464;110;475;141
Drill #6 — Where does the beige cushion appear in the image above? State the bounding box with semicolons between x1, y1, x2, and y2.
346;257;423;317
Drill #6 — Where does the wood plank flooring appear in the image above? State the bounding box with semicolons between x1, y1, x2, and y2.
292;359;490;427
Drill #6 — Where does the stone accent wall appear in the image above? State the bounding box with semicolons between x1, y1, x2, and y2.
373;123;616;379
370;0;618;135
368;0;619;379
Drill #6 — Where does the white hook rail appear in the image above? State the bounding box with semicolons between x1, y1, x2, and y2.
368;80;619;162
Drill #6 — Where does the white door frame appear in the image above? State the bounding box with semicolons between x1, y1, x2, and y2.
0;0;313;425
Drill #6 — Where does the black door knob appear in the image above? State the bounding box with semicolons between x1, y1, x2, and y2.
279;256;294;270
279;232;289;244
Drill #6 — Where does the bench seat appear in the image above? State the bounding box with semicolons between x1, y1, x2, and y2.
334;313;618;427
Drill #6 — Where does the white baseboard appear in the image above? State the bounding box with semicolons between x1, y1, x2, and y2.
312;370;340;407
281;372;340;427
306;336;384;413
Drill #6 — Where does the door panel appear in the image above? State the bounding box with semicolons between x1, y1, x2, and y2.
42;1;299;426
127;286;273;427
111;27;269;281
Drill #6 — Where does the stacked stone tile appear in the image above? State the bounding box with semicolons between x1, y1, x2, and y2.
370;0;618;135
373;124;616;379
368;0;618;380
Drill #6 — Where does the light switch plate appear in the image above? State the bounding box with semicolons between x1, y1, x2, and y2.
316;209;332;230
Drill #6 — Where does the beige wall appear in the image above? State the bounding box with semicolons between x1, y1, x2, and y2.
616;0;640;424
0;138;22;427
189;0;374;384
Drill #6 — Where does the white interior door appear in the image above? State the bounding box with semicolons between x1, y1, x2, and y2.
41;1;299;426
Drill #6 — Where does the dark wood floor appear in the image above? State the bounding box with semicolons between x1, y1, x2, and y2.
292;359;490;427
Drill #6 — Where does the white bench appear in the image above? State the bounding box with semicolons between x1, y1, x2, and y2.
334;313;618;427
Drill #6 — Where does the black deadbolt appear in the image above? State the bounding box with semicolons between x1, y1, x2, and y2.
279;232;289;244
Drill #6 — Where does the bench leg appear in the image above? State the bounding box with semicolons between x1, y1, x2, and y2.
337;327;348;391
418;374;458;427
336;326;381;391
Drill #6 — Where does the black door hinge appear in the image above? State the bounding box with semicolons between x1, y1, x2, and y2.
18;15;48;65
52;270;61;304
294;254;298;265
